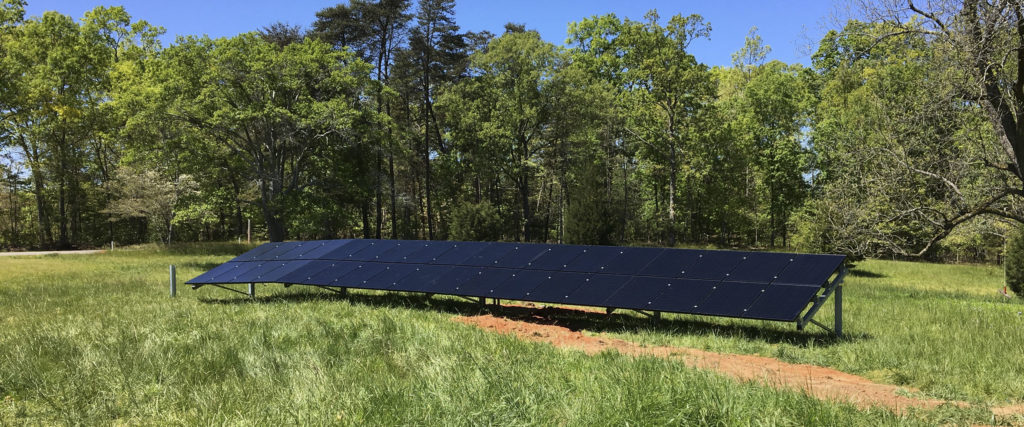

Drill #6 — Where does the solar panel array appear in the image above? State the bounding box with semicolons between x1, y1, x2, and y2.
187;239;845;322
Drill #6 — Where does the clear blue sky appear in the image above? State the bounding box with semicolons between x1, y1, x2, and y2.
24;0;838;67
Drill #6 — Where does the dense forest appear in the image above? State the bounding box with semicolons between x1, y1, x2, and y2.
1;0;1022;262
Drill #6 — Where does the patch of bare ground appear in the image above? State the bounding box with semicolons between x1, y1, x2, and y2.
454;304;1022;419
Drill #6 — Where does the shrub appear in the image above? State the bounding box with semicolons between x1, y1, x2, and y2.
1005;224;1024;297
449;200;503;242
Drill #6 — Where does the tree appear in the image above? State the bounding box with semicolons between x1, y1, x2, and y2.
460;30;560;241
853;0;1024;255
407;0;466;239
313;0;412;239
160;34;373;241
104;165;197;243
571;11;716;245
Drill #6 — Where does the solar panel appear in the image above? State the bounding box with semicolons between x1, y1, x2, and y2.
187;239;846;331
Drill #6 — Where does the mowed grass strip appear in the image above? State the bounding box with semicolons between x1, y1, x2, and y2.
0;244;1009;425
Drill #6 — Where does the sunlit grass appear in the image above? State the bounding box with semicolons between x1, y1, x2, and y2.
0;244;1017;424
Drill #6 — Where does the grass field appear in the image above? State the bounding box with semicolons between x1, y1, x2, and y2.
0;244;1021;425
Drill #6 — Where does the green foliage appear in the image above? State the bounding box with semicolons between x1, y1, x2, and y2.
563;159;620;245
1006;225;1024;296
448;200;502;242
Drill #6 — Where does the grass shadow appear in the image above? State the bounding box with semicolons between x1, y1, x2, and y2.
849;269;885;278
195;285;867;347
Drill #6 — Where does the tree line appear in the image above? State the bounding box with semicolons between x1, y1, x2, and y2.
1;0;1021;262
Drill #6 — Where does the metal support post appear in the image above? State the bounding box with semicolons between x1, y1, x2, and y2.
835;285;843;338
248;283;256;298
797;265;846;338
169;265;176;298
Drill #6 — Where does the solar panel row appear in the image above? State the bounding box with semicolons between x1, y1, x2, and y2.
188;239;845;322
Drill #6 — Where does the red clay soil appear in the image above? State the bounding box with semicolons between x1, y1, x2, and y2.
453;305;1022;417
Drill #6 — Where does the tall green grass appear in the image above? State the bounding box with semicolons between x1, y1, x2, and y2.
0;245;1014;424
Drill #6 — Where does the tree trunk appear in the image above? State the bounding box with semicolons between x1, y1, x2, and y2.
667;139;678;246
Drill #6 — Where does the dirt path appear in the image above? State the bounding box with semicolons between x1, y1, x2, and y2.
0;250;104;257
454;305;1022;418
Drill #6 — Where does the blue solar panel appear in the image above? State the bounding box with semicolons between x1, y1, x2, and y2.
452;268;514;297
648;279;717;312
208;261;264;283
294;240;352;260
232;243;283;262
188;239;845;326
369;263;422;290
431;241;491;265
528;245;587;270
275;260;336;284
604;277;673;310
251;242;303;261
694;282;767;318
774;255;845;286
402;241;457;263
638;249;701;278
602;247;663;275
187;261;242;284
488;269;553;300
494;244;550;269
743;284;820;321
424;266;481;294
461;244;516;267
322;239;375;260
681;251;746;280
562;246;624;273
390;264;454;292
724;252;792;283
565;274;631;307
347;240;402;261
521;272;590;304
306;261;362;286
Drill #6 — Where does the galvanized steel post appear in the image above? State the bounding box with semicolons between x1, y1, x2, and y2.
169;265;176;297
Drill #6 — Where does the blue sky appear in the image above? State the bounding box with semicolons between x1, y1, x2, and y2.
24;1;839;67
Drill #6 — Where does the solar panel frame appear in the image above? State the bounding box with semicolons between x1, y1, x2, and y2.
187;239;846;330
